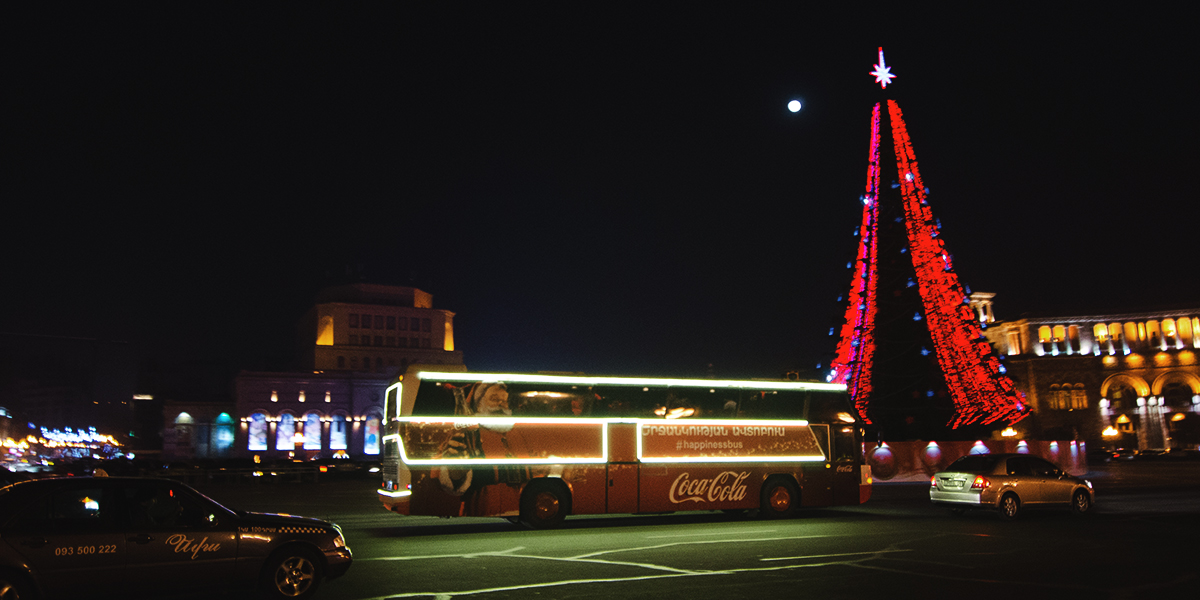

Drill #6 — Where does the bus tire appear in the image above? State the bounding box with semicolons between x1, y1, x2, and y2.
520;479;571;530
760;476;800;519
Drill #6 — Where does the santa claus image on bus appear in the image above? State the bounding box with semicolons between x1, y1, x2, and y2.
433;382;532;515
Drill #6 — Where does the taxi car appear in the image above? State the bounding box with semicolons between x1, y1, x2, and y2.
929;453;1094;520
0;477;351;599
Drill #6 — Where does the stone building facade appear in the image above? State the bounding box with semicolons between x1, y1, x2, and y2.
972;294;1200;450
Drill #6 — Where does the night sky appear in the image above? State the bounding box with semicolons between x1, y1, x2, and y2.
6;4;1197;381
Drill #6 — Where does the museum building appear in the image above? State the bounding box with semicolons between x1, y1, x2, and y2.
972;293;1200;450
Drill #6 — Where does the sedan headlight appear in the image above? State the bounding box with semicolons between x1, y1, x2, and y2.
332;534;346;548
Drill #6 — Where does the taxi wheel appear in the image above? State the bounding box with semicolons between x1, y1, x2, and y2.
262;547;323;599
999;493;1021;521
519;479;571;530
1071;490;1092;515
760;476;800;519
0;571;34;600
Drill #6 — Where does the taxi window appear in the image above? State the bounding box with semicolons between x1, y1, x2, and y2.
8;486;110;532
124;483;216;530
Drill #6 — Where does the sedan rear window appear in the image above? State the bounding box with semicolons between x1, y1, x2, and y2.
946;455;1000;473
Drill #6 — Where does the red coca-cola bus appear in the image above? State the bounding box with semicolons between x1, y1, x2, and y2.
378;368;871;528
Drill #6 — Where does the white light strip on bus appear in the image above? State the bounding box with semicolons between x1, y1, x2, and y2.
384;417;828;466
416;371;847;392
377;489;412;498
393;417;609;466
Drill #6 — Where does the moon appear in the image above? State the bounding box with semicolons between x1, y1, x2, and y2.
787;100;802;113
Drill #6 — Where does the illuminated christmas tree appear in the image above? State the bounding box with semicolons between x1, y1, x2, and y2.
827;49;1028;440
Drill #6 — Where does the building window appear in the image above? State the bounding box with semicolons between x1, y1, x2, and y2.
1070;385;1087;409
276;413;296;451
410;317;420;331
304;412;322;450
386;336;395;347
398;317;407;331
349;335;358;346
387;316;396;330
248;412;268;451
422;318;431;332
410;337;419;348
337;356;345;368
374;336;383;347
374;315;384;329
364;414;381;455
397;337;407;348
421;338;431;349
349;314;359;328
1005;330;1020;355
1067;326;1081;354
329;414;348;450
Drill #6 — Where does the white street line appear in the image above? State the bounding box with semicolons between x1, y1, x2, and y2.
762;548;913;561
645;529;777;538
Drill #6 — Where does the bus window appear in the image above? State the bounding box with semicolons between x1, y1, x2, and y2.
833;426;859;462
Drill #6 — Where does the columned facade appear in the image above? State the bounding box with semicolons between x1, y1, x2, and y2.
981;303;1200;450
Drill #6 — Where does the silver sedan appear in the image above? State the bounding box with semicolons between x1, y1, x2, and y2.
930;453;1093;520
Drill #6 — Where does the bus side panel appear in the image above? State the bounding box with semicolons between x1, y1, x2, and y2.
637;465;761;513
557;465;607;516
799;464;833;507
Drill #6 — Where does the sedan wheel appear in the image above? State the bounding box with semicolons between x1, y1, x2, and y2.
264;549;322;599
999;493;1020;521
1071;490;1092;515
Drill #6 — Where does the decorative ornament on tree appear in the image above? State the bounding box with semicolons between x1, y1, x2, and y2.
870;47;896;89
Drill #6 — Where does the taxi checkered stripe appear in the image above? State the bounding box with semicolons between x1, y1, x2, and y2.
278;526;326;534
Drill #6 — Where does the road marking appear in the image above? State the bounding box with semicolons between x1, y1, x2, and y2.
762;548;913;561
571;534;845;559
361;546;525;562
645;529;777;538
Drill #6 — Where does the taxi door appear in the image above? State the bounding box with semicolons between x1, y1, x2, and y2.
119;481;239;593
2;481;125;598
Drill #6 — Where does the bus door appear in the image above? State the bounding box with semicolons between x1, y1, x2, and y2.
606;422;639;513
801;424;833;507
831;424;863;505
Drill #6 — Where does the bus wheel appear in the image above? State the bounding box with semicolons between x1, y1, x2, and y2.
520;480;571;530
760;476;800;519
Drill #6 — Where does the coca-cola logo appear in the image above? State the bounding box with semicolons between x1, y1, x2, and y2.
669;471;750;504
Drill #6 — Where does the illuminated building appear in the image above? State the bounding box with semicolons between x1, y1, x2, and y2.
978;295;1200;450
171;284;467;461
300;284;463;374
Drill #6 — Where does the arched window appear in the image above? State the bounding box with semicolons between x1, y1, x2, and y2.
248;412;268;451
174;412;194;448
329;413;348;450
213;413;235;454
303;412;322;450
1109;383;1137;411
363;412;382;455
1038;326;1053;354
276;413;296;451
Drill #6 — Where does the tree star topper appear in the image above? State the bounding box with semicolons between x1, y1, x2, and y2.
870;47;896;89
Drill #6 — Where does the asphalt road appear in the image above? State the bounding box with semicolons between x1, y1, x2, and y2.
187;460;1200;600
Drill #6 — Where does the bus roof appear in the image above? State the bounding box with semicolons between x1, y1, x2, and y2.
411;371;847;392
